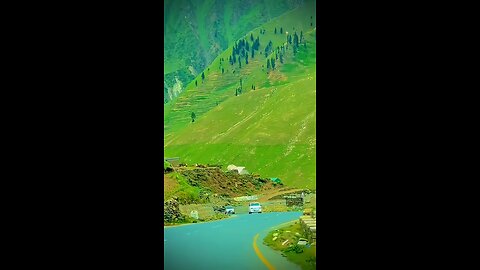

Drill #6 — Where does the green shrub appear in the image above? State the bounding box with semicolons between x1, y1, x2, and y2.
164;161;173;172
285;244;304;254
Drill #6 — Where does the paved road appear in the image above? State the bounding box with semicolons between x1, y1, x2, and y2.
164;212;303;270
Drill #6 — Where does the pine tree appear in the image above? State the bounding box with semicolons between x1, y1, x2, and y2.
275;27;277;34
191;112;196;122
271;58;275;70
267;59;271;69
245;41;249;51
254;37;260;50
276;53;278;60
245;54;248;64
238;56;241;68
250;33;254;41
279;53;283;63
195;80;197;86
222;67;224;74
280;27;283;34
251;47;254;58
201;72;205;81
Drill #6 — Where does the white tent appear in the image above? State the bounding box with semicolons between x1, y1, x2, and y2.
227;164;248;174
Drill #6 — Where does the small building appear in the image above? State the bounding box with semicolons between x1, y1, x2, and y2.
165;157;180;166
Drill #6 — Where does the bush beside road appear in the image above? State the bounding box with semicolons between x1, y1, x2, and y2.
263;221;316;270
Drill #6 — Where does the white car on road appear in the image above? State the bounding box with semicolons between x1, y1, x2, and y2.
224;206;235;215
248;202;262;214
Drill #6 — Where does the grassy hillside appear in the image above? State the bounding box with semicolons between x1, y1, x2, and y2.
164;0;306;103
165;0;316;132
164;0;316;189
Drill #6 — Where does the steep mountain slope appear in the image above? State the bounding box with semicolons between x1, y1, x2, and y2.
164;0;305;103
164;0;316;189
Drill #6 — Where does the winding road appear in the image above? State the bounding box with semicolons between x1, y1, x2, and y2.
164;212;303;270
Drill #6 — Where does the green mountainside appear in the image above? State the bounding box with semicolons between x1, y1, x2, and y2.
164;0;305;103
164;0;316;189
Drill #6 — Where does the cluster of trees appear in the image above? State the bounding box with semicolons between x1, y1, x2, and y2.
229;35;261;68
266;57;276;71
274;27;284;34
285;31;304;55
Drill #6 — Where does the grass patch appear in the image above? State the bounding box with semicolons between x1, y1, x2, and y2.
263;221;316;270
166;173;203;204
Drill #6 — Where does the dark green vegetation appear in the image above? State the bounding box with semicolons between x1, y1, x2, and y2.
264;221;316;270
164;0;306;103
164;166;278;203
164;0;316;189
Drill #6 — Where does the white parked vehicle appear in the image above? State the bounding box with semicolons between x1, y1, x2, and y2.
224;206;235;215
248;202;262;214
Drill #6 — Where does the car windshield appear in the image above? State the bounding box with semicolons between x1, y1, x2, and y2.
250;203;260;206
225;206;233;209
